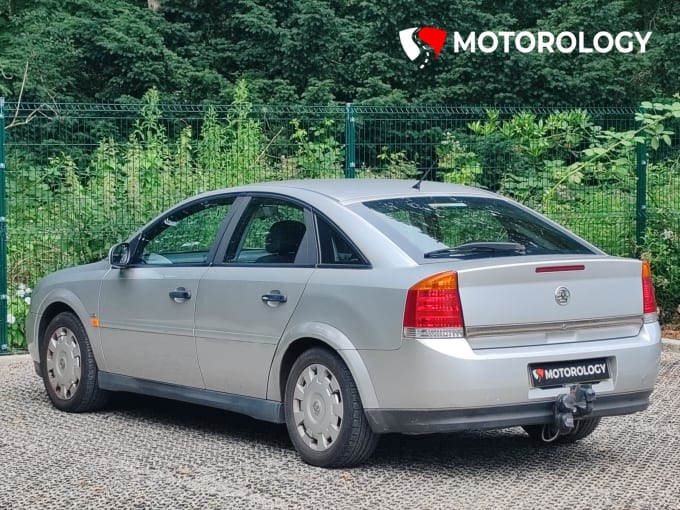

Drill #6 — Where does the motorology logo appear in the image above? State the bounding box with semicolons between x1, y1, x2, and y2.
400;27;652;68
532;363;607;383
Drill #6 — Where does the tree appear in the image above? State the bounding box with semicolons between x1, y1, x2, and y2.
1;0;678;104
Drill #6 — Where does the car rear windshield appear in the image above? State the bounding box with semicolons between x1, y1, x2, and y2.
355;195;595;261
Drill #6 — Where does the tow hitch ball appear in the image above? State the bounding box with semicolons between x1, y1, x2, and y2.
553;384;596;435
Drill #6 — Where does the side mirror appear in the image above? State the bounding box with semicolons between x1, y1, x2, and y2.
109;242;131;268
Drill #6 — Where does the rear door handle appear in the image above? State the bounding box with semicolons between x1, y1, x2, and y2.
261;291;287;304
169;287;192;302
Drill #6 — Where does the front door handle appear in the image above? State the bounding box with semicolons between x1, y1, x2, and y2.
261;291;287;304
169;287;192;302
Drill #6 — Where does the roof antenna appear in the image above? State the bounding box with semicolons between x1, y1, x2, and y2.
412;161;436;190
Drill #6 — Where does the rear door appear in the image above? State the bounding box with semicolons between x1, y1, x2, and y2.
195;196;316;397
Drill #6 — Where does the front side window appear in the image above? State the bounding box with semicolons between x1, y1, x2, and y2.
134;197;234;265
225;198;307;264
355;196;594;261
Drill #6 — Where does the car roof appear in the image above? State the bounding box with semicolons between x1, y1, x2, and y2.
199;179;496;205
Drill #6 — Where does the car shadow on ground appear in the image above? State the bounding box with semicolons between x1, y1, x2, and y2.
106;392;294;449
104;392;601;472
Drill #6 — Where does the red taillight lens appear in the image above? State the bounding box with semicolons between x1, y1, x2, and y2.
403;271;464;338
642;261;657;316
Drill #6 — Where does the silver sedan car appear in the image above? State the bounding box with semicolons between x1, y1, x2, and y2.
27;180;661;467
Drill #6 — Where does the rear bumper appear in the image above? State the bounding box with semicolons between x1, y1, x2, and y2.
356;323;661;433
365;390;651;434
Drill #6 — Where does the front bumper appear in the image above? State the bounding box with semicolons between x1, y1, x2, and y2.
365;390;651;434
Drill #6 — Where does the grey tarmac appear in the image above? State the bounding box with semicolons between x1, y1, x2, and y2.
1;349;679;510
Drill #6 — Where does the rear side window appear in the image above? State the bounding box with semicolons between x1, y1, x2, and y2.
316;217;367;266
356;196;594;260
224;197;308;264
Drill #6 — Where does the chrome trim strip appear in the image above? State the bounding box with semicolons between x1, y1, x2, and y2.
466;315;643;338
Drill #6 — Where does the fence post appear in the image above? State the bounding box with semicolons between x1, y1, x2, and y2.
635;140;647;250
344;102;356;178
0;97;7;354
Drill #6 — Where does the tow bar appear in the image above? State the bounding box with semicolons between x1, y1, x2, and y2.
541;384;596;442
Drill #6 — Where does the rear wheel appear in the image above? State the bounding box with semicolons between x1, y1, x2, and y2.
40;312;109;413
523;417;601;444
284;347;378;468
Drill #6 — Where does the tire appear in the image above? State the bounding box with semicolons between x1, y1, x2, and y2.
40;311;110;413
284;347;379;468
523;417;601;444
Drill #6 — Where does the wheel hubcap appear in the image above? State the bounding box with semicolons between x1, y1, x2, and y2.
45;327;82;401
292;363;343;451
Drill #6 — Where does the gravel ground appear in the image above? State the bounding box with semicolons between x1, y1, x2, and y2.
1;350;679;510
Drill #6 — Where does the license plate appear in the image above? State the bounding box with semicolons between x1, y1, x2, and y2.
529;358;610;388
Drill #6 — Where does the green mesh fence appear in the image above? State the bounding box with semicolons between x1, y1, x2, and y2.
3;99;677;351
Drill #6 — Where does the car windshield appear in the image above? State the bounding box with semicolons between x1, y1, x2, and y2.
356;195;594;260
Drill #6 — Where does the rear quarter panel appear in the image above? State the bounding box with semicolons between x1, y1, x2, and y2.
265;267;414;404
287;267;411;351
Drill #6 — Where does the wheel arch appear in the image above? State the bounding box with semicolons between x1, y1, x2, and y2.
267;322;379;409
33;289;106;371
38;302;78;349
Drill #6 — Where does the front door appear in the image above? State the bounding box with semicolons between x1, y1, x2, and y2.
99;196;236;387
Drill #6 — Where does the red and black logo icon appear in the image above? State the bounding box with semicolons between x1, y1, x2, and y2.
399;27;448;69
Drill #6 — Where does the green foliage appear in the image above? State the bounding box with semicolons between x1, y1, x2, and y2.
435;109;601;209
283;118;344;179
2;0;679;104
376;149;419;179
356;147;418;179
6;284;31;349
437;132;483;186
0;0;193;101
198;80;274;187
641;152;680;322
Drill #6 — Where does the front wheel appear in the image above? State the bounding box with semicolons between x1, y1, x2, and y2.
523;417;601;444
40;312;110;413
284;348;378;468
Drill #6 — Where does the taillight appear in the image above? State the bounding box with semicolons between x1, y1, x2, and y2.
403;271;464;339
642;261;657;322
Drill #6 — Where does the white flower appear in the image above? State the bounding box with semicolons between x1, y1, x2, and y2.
663;229;674;240
16;289;25;298
7;314;16;325
24;297;31;305
25;287;32;294
18;283;26;290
